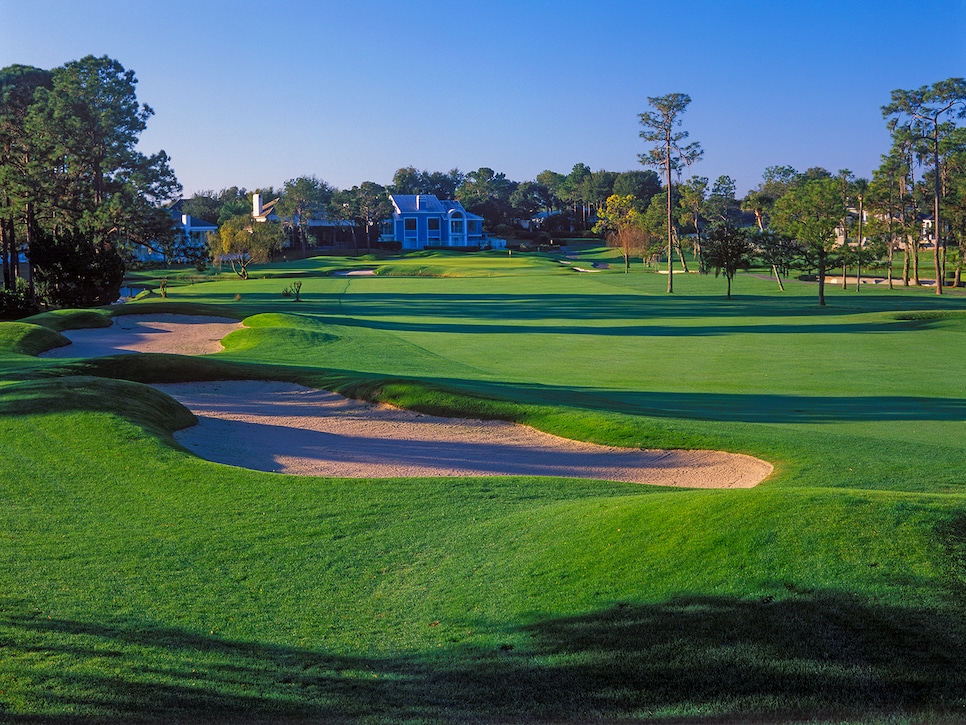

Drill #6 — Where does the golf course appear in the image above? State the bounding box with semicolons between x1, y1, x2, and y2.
2;249;965;723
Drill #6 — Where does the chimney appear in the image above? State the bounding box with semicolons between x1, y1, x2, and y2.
252;193;262;218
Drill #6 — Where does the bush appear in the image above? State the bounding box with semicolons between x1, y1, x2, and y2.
30;228;124;307
0;287;39;319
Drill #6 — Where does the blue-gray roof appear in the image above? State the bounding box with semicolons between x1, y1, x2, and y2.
390;194;482;220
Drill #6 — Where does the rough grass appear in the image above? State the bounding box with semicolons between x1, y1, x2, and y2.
1;252;965;722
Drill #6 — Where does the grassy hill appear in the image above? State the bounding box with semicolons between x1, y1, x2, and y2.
2;250;965;722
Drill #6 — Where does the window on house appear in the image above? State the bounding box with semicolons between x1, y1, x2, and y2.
451;219;464;235
427;217;440;239
404;218;417;234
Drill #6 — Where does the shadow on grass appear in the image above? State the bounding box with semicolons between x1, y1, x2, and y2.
425;377;966;424
8;355;965;426
331;315;924;337
3;588;965;723
147;291;966;325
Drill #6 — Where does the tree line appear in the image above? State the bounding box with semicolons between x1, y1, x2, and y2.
616;84;966;303
1;56;182;310
2;53;963;311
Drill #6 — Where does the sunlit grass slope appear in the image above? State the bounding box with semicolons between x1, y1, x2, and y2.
1;251;965;722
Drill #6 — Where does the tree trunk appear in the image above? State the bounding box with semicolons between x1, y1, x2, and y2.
772;264;785;291
855;199;863;292
817;251;827;307
887;234;894;290
666;162;673;293
22;202;34;284
1;216;11;290
676;233;689;273
902;239;910;285
932;130;943;294
912;238;920;285
940;238;946;287
842;260;847;289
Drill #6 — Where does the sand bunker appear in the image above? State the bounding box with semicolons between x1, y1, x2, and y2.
155;380;772;487
39;314;244;357
38;313;772;486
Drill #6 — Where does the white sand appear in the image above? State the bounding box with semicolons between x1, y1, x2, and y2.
157;380;772;487
39;313;773;486
39;314;244;357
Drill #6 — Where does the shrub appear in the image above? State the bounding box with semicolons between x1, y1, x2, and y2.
0;288;39;319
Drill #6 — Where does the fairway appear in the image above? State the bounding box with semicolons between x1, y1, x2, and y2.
2;251;966;723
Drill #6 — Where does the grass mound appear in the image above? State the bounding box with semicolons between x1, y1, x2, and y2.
220;313;339;355
22;308;113;332
0;322;71;356
0;375;196;435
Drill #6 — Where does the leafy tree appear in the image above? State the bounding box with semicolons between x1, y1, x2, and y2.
339;181;392;251
851;177;870;290
558;163;592;229
208;215;283;279
510;181;548;222
835;169;856;288
12;55;180;305
275;175;333;252
759;165;800;201
456;167;516;229
701;222;754;298
883;77;966;293
593;194;649;272
867;156;903;289
27;56;181;248
638;93;703;292
876;135;923;286
706;175;739;224
677;176;708;258
752;229;799;291
642;188;690;272
423;169;464;199
612;170;661;207
535;170;566;215
741;190;773;232
389;167;463;198
389;166;422;195
183;187;256;225
29;226;124;306
0;64;52;292
580;170;618;221
771;177;846;306
945;130;966;285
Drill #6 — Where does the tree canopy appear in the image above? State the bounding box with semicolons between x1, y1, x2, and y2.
0;55;180;307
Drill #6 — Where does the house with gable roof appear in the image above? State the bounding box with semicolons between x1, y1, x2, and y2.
252;192;356;248
131;199;218;263
379;194;492;250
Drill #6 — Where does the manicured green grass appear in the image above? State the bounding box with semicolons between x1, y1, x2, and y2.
1;251;965;722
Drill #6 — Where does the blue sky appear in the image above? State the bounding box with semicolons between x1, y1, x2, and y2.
1;0;963;197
